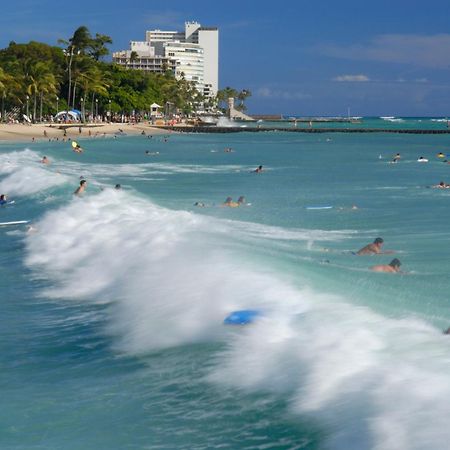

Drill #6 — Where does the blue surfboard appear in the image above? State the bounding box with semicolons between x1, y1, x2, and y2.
224;310;262;325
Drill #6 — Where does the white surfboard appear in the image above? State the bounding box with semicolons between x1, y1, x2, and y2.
306;206;333;210
0;220;29;226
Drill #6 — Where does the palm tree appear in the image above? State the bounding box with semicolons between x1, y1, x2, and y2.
25;62;57;122
0;67;14;121
130;51;139;65
78;65;109;121
236;89;251;112
216;87;238;111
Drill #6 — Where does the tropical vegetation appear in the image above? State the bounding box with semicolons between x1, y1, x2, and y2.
0;26;251;122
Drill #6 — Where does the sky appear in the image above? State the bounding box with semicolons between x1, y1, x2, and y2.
2;0;450;116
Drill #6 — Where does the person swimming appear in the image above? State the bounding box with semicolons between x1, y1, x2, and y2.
41;156;50;164
223;196;240;207
432;181;450;189
417;156;428;162
370;258;402;273
0;194;8;205
253;165;264;173
356;237;390;255
73;179;87;196
237;196;247;205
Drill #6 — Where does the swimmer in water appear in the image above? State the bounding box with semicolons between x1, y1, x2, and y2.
0;194;8;205
222;196;239;207
41;156;50;164
356;237;393;255
432;181;449;189
253;165;264;173
417;156;428;163
73;179;87;196
370;258;402;273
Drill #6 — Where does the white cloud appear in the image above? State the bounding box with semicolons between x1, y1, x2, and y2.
256;87;311;100
319;34;450;69
333;74;370;82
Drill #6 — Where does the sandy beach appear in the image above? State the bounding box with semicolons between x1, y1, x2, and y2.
0;122;172;143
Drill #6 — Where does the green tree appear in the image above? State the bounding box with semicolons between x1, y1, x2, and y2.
236;89;251;112
89;33;113;61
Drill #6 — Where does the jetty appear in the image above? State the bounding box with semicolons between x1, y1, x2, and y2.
161;126;450;135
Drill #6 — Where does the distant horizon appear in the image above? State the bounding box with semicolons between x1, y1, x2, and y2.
2;0;450;116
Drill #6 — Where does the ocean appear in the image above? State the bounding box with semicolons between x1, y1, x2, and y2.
1;118;449;449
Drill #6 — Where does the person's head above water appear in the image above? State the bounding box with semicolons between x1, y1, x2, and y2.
224;197;232;203
80;180;86;186
389;258;401;268
114;184;121;190
374;237;384;244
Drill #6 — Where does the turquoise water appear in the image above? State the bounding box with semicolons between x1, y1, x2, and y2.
1;124;450;449
244;116;450;130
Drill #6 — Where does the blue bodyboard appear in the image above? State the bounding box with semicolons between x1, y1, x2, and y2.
224;310;261;325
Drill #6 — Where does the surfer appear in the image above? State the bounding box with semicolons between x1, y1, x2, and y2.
73;179;87;196
356;237;393;255
237;196;247;205
417;156;428;163
370;258;402;273
393;153;401;162
72;141;83;153
0;194;8;205
223;197;239;207
41;156;50;164
432;181;449;189
253;165;264;173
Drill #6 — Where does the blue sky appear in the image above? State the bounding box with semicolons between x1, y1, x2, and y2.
2;0;450;116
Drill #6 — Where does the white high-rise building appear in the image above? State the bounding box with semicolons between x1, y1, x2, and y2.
113;21;219;98
164;42;205;93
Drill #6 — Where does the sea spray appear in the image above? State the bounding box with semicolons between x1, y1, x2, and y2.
208;300;450;450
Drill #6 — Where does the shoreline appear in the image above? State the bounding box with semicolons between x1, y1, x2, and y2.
0;122;173;143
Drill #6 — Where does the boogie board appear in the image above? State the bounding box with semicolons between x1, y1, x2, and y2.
224;310;262;325
0;220;29;226
306;206;333;210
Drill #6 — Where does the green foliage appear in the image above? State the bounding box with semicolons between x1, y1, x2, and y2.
0;25;223;119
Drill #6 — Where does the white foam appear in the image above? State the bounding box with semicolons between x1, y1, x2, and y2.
25;191;306;350
0;149;70;196
22;174;450;450
208;300;450;450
